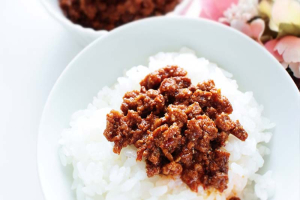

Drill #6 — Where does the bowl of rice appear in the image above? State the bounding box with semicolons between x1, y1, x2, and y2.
37;17;300;200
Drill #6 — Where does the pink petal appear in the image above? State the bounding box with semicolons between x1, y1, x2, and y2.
231;19;265;42
264;40;284;62
289;62;300;78
200;0;222;20
230;19;252;35
214;0;238;14
249;19;265;42
281;62;289;69
275;36;300;63
200;0;238;21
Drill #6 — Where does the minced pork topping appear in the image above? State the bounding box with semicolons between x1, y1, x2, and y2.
59;0;180;31
104;66;248;193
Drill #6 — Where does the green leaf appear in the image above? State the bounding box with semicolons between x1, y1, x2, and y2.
277;23;300;38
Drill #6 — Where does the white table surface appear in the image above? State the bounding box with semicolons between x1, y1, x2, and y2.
0;0;83;199
0;1;203;199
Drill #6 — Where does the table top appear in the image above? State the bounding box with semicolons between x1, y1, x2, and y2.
1;1;299;200
0;0;82;199
0;1;202;199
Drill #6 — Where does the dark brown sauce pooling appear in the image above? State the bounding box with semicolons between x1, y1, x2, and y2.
59;0;180;31
104;66;248;192
229;197;241;200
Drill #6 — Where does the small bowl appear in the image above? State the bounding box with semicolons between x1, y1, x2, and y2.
40;0;192;46
38;17;300;200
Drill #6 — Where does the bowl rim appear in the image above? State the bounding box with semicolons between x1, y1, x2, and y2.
37;16;300;200
40;0;107;35
40;0;192;35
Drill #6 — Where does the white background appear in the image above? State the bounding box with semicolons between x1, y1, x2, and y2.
0;0;83;199
1;1;298;200
0;1;201;199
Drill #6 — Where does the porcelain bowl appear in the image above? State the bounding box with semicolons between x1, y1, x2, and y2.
38;17;300;200
40;0;191;46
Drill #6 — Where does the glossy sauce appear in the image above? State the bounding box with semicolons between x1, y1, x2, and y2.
59;0;180;31
104;66;248;193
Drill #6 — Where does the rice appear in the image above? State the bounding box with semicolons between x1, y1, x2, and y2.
59;48;275;200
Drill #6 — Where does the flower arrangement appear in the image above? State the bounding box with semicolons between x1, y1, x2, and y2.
184;0;300;89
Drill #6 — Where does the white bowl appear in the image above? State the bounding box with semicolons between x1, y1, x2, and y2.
38;17;300;200
40;0;192;46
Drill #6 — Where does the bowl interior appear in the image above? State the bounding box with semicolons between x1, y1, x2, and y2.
38;17;300;200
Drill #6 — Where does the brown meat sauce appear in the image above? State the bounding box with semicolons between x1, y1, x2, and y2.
229;197;241;200
104;66;248;193
59;0;180;31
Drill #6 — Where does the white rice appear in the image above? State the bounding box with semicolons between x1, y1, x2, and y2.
59;48;275;200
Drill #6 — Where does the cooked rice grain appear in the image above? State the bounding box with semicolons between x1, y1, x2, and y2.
59;48;275;200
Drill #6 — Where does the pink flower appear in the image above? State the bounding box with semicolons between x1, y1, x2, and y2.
259;0;300;32
265;36;300;78
230;18;265;42
199;0;238;21
264;39;283;62
199;0;264;41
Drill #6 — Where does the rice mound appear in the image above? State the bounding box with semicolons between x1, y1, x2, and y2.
59;48;275;200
